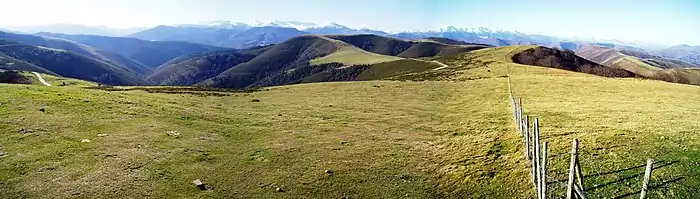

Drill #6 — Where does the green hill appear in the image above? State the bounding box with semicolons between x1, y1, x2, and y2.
198;35;339;88
0;31;151;75
147;50;258;86
326;35;490;58
197;35;463;88
0;44;146;85
309;36;403;65
576;45;700;85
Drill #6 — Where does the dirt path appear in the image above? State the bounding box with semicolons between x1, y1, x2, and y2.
431;61;449;70
32;72;51;86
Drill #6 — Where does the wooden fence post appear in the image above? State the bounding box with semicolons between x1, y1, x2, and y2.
524;116;530;160
518;99;523;132
566;139;579;199
576;153;585;191
640;159;654;199
541;141;548;199
534;118;541;198
574;184;588;199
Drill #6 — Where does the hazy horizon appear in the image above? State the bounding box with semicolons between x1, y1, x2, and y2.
1;0;699;46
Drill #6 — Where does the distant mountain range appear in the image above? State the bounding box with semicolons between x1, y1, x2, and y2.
4;21;696;56
2;24;147;36
1;20;700;88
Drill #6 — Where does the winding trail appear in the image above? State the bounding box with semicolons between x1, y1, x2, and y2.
31;72;51;86
431;61;449;70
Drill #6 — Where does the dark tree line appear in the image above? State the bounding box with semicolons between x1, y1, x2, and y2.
253;62;370;87
0;70;32;84
512;47;636;78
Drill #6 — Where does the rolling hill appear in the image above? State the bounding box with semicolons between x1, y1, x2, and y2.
512;46;637;78
157;35;479;88
575;45;700;85
326;34;491;58
0;31;151;75
0;41;56;75
309;37;404;65
0;44;146;85
197;35;340;88
147;50;258;86
36;33;225;70
655;44;700;66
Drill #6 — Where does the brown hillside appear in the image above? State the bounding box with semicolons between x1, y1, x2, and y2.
513;46;636;78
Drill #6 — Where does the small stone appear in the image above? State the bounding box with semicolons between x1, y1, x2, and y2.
167;131;180;137
193;179;211;191
81;139;91;143
276;187;284;192
0;150;5;157
39;107;45;112
325;170;333;175
97;134;108;137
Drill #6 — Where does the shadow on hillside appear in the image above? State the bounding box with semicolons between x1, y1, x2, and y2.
84;86;267;97
612;177;685;199
584;160;678;192
585;160;678;179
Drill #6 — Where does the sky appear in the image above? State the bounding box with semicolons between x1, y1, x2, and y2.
0;0;698;45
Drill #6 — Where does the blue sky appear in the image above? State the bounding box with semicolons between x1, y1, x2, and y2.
0;0;698;45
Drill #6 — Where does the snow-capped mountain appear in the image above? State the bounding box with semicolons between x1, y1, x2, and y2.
178;21;251;30
253;20;319;30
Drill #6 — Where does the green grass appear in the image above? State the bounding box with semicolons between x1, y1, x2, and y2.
2;45;700;198
18;71;97;87
310;37;404;66
611;56;661;77
2;79;517;198
356;59;441;80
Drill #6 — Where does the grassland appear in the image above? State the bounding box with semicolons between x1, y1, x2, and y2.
19;71;97;87
1;45;700;198
310;37;403;66
610;56;661;77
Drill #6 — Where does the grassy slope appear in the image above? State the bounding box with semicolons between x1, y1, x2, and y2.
608;56;661;77
576;45;661;76
0;80;502;198
1;45;699;198
356;59;442;80
503;47;700;198
309;38;403;66
577;45;700;85
23;71;97;87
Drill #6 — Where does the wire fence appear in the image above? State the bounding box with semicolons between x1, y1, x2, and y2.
507;75;655;199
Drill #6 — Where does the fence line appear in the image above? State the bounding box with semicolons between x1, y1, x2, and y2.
506;75;654;199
